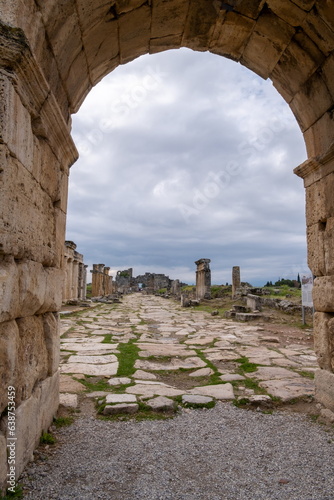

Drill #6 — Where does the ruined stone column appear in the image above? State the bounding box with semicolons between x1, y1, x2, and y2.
232;266;241;298
103;267;111;295
195;259;211;300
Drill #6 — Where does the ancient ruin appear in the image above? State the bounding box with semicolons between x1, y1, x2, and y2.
1;0;334;492
232;266;241;298
62;241;87;303
90;264;114;297
195;259;211;300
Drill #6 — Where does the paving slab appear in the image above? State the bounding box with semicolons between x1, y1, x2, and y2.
60;362;118;376
253;367;301;381
59;393;78;408
61;343;118;352
182;395;213;405
220;373;245;382
133;370;157;380
259;378;315;402
103;404;138;415
134;356;207;371
106;394;137;404
125;383;184;397
146;396;176;411
67;354;118;364
189;367;213;377
190;383;234;400
108;377;132;386
59;374;86;393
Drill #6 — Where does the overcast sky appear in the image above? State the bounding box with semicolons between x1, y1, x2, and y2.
67;48;309;287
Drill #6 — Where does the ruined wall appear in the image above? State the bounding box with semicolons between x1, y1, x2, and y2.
1;0;334;493
63;241;87;302
91;264;113;297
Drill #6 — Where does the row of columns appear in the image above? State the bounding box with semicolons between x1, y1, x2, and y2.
63;241;87;302
91;264;114;297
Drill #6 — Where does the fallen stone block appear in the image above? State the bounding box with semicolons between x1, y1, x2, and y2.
146;396;176;411
103;403;139;415
182;395;213;405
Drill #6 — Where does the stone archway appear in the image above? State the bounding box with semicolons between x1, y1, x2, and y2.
1;0;334;490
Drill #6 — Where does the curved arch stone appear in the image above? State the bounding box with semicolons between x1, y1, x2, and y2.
1;0;334;490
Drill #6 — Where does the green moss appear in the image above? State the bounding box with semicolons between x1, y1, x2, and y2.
235;356;259;374
40;432;56;445
116;341;140;377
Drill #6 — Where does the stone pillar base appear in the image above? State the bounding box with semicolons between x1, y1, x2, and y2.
315;368;334;412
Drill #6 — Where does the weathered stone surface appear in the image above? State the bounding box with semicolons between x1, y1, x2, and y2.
67;354;118;365
59;393;78;408
126;383;184;398
15;372;59;482
16;316;49;406
259;378;315;402
253;367;300;381
189;367;213;377
220;373;245;382
146;396;176;411
134;356;207;371
108;377;132;386
106;394;137;404
190;384;234;400
60;362;118;376
0;320;19;413
103;403;139;415
137;343;196;356
182;395;213;405
59;374;86;393
315;369;334;413
43;312;60;375
0;432;7;488
313;312;333;370
133;369;157;380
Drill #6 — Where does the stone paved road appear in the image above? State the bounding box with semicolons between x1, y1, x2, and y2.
59;294;317;414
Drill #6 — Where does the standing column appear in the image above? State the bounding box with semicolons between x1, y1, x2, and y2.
195;259;211;300
232;266;241;298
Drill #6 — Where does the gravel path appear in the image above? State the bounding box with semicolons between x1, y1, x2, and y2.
22;402;334;500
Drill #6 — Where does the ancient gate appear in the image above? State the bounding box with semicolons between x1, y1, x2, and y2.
1;0;334;490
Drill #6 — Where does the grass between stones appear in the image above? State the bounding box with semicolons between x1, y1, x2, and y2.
116;340;140;377
53;416;74;428
235;356;259;374
1;484;24;499
194;349;223;385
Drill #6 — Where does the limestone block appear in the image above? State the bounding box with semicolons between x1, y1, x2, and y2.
211;12;255;62
54;208;67;269
315;368;334;412
0;154;57;265
65;49;92;114
16;316;48;406
41;267;64;313
324;217;334;275
119;4;151;64
76;0;111;32
0;256;20;322
242;9;294;79
304;108;334;158
182;0;218;52
306;173;334;226
321;53;334;102
266;0;307;27
17;261;46;317
306;223;325;276
313;312;332;370
151;0;188;39
290;72;333;132
0;75;34;172
0;321;19;414
290;0;315;10
272;32;325;102
0;431;7;494
318;1;334;34
313;277;334;312
43;313;60;375
232;0;265;19
116;0;147;15
302;9;334;57
15;372;59;481
83;20;119;86
35;0;82;80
